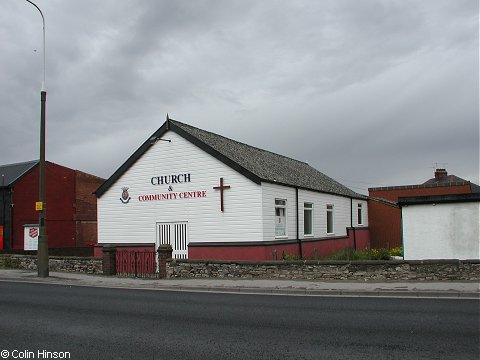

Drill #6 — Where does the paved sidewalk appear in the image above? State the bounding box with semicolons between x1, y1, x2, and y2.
0;269;478;298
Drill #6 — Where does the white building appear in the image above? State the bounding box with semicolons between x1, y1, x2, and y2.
399;193;480;260
95;118;369;260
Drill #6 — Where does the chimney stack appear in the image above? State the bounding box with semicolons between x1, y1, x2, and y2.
434;168;448;181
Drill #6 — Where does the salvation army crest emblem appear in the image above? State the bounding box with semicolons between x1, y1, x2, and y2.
29;227;39;238
120;187;131;204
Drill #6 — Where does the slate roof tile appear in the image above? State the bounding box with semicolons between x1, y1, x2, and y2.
171;120;363;199
0;160;38;186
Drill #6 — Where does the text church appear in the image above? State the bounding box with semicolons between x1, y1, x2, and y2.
95;118;369;260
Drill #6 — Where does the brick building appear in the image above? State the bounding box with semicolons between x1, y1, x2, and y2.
368;168;480;249
0;160;104;254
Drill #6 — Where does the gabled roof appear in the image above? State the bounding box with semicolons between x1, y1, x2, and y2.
369;173;480;193
95;118;364;199
423;174;467;185
422;174;480;193
0;160;38;186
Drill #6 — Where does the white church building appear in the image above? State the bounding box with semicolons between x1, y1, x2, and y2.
95;118;369;260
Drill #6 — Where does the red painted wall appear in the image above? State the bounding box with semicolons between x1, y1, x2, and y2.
350;228;370;250
302;239;350;259
12;162;76;249
189;242;299;261
9;162;103;251
301;228;370;258
189;229;370;261
368;184;472;249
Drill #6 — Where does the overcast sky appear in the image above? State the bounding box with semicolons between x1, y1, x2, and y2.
1;0;478;194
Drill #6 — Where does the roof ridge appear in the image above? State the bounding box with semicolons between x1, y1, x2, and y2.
423;174;469;183
169;119;309;166
169;118;363;199
96;118;364;199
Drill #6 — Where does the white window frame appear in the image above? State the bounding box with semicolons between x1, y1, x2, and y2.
304;202;313;237
326;204;334;235
275;199;287;238
357;203;363;226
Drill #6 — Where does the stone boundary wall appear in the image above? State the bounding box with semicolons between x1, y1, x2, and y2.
1;254;479;281
0;254;102;274
167;259;480;281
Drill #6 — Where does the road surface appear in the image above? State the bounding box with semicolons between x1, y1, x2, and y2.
0;281;478;359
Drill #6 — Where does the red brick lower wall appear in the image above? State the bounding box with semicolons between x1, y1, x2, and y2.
96;229;370;261
189;228;370;260
189;242;299;261
350;227;370;250
76;221;98;247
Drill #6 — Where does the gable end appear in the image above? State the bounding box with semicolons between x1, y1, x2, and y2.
95;119;262;198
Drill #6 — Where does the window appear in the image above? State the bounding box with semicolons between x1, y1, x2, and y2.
275;199;287;237
304;203;313;236
357;203;363;225
326;204;334;234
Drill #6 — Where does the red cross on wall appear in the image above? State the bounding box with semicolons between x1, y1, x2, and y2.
213;177;231;212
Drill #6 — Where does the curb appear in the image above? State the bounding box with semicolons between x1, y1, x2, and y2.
146;286;480;299
0;274;478;299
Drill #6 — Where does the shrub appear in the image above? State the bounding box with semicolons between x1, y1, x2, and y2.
324;248;370;261
323;247;399;261
282;252;302;261
376;248;391;260
324;250;350;261
389;247;403;256
282;246;403;261
0;255;13;269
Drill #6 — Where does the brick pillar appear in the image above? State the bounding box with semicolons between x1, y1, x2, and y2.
157;244;173;278
102;245;117;275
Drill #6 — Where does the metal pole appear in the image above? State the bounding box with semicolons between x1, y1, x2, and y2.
1;174;5;250
38;88;48;277
26;0;48;277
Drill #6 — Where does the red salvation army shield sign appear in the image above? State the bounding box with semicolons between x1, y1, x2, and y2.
29;227;39;238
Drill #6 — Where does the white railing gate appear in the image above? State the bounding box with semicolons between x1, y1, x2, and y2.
157;222;188;259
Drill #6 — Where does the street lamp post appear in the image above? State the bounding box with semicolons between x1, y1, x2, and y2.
26;0;48;277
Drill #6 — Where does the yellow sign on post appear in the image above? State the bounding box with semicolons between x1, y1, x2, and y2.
35;202;44;211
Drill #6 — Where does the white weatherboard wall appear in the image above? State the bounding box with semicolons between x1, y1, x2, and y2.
98;131;263;248
352;199;368;227
261;184;367;241
402;202;480;260
298;189;350;238
261;183;296;241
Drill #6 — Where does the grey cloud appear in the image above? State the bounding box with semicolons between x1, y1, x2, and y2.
1;0;477;194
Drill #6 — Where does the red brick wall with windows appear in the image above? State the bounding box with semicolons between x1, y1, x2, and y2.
368;184;472;249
